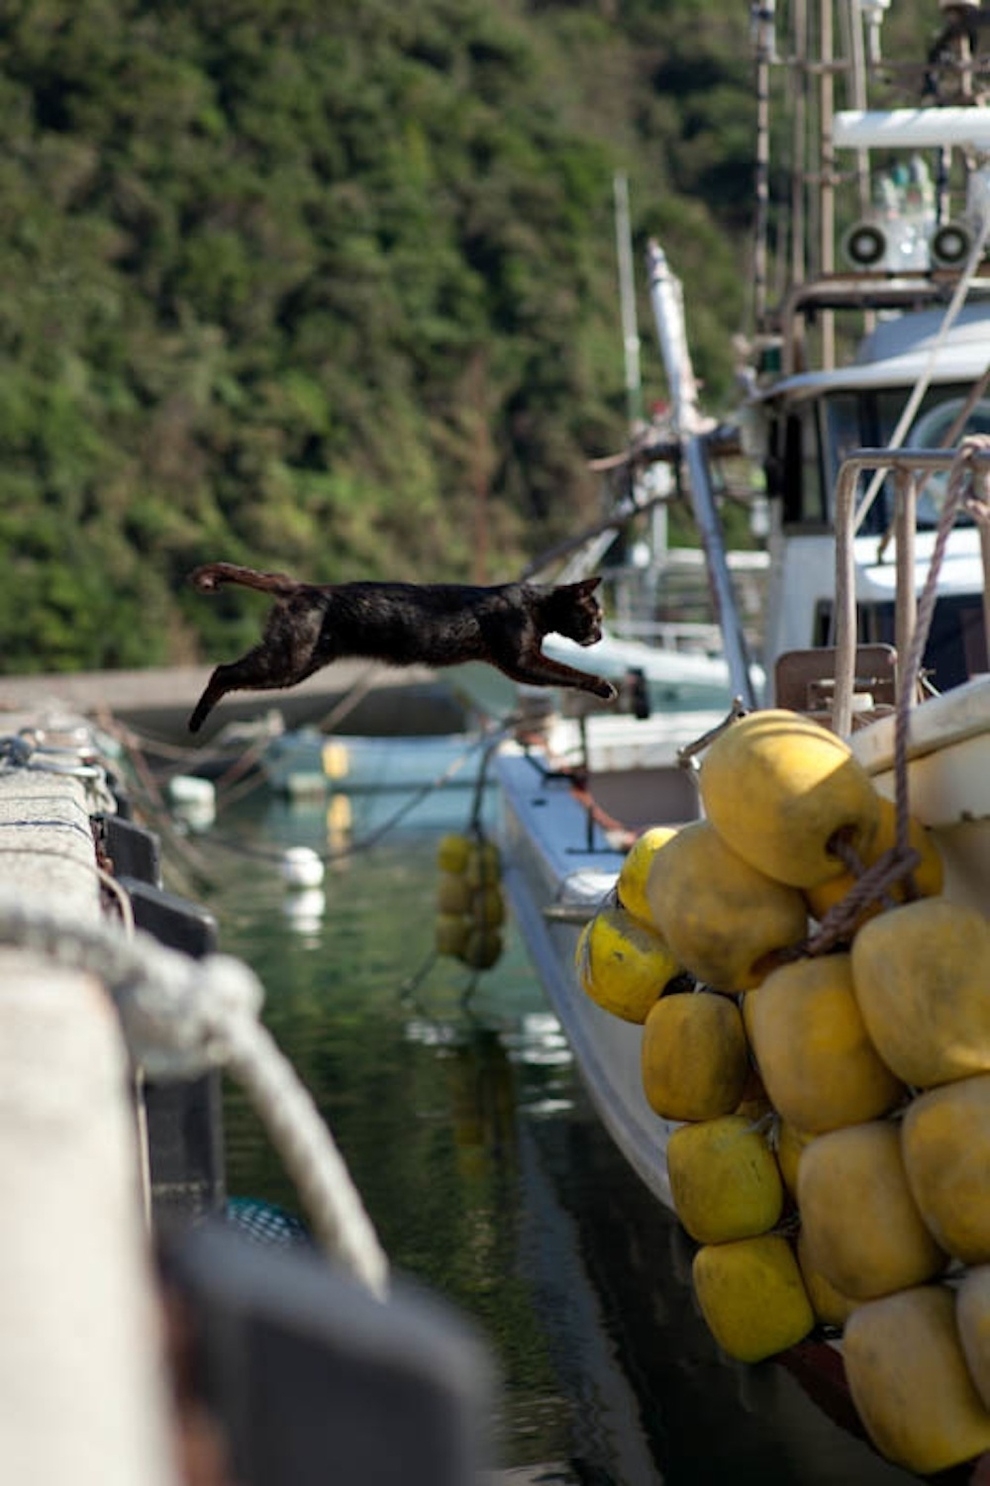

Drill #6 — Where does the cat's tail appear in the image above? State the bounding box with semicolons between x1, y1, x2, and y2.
190;562;302;597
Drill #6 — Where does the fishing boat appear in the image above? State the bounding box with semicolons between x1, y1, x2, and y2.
496;0;990;1475
261;727;488;798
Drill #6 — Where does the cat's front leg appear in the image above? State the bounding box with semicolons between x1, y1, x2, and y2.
495;654;617;702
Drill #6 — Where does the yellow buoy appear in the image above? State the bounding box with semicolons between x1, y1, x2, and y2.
692;1234;814;1363
576;903;681;1023
735;1066;773;1122
902;1073;990;1266
437;872;472;915
461;927;503;970
851;898;990;1088
646;819;808;993
775;1119;815;1200
465;839;501;889
322;740;351;781
616;825;678;927
956;1265;990;1413
805;795;944;928
472;885;505;929
844;1286;990;1475
437;833;472;873
795;1230;859;1329
745;953;905;1133
641;990;750;1121
666;1113;783;1244
435;914;470;958
797;1121;947;1300
698;708;881;889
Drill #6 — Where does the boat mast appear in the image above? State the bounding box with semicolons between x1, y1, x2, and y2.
613;172;643;431
646;243;760;708
820;0;836;368
753;0;775;331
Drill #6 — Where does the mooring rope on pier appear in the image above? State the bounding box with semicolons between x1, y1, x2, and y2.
0;893;390;1300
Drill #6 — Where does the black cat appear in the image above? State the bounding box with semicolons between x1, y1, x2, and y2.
187;562;617;732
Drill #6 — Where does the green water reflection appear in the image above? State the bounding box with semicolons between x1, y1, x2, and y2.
200;788;593;1477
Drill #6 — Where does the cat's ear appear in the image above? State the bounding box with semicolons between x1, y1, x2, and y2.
571;575;602;595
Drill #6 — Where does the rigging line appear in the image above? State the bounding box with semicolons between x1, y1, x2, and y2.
203;724;512;868
875;360;990;561
212;671;381;808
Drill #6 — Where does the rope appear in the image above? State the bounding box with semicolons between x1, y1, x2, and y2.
0;730;118;815
0;893;389;1298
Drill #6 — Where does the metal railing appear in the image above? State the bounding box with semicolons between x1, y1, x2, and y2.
832;446;990;736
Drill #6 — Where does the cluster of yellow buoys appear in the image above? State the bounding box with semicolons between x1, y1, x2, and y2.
577;707;990;1475
435;832;505;970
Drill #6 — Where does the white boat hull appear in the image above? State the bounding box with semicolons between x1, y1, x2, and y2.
497;745;688;1205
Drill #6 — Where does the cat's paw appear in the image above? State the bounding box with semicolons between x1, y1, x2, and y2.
592;677;618;702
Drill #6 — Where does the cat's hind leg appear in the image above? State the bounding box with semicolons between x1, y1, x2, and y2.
188;643;303;731
188;661;247;732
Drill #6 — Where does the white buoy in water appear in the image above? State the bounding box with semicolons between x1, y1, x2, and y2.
167;774;216;830
282;886;326;935
279;846;325;889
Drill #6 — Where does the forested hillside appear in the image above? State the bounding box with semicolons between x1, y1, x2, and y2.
0;2;843;669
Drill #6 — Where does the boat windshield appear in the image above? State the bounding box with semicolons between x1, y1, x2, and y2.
823;388;990;534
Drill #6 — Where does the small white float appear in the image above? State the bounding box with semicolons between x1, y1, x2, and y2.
279;846;326;889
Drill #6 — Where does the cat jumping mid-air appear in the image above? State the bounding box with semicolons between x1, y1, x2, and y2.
187;561;617;732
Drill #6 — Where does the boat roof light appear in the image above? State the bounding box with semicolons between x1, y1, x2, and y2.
835;109;990;152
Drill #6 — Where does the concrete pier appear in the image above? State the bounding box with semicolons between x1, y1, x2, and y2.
0;660;468;748
0;716;180;1486
0;710;494;1486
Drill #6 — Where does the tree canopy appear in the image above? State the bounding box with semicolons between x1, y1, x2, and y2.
0;0;769;670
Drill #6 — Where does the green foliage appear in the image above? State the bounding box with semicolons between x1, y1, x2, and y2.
0;0;761;671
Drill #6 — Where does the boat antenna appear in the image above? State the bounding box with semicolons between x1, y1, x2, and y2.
613;172;643;429
752;0;775;331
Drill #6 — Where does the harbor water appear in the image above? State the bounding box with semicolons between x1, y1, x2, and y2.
194;767;915;1486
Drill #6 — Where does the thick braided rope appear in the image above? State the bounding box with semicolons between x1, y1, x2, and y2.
0;893;389;1297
